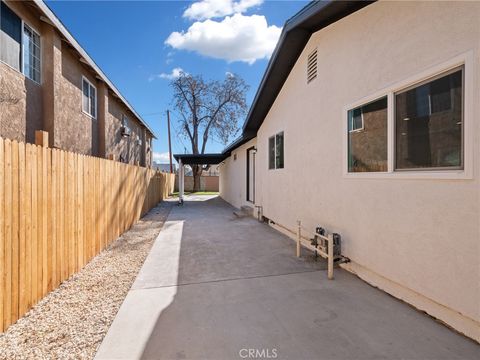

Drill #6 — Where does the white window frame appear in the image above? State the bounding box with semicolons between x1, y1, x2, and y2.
82;76;97;118
22;22;41;84
348;107;364;133
343;51;473;180
0;2;42;84
268;131;284;170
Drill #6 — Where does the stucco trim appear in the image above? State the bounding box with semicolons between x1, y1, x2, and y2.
341;261;480;344
263;217;480;343
342;50;475;180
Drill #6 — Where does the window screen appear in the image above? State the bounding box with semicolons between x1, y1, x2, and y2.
275;132;284;169
23;25;41;83
268;136;275;169
82;78;97;118
0;2;22;70
268;132;284;170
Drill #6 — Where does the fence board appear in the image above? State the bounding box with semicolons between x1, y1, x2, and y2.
11;141;19;323
41;146;48;297
0;136;174;331
0;138;4;333
3;140;12;329
36;145;43;301
18;142;26;315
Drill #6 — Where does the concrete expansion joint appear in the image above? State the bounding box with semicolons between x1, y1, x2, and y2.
134;268;326;291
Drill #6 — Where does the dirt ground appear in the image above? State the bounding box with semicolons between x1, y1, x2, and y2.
0;201;172;359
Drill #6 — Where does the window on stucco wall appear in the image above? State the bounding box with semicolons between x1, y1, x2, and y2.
269;132;284;170
82;77;97;118
1;2;41;83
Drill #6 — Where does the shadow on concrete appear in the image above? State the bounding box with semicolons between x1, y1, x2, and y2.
96;196;480;360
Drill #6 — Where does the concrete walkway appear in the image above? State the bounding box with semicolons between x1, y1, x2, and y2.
96;196;479;360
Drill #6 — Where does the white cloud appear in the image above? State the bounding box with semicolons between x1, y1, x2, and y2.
153;151;171;163
165;14;281;64
183;0;263;20
148;67;185;82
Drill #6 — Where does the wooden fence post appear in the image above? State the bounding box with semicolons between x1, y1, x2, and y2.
0;135;175;333
35;131;49;148
327;233;334;280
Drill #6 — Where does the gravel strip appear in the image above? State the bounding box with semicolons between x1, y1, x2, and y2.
0;201;173;359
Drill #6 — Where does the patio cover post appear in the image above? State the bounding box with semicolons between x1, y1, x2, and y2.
179;158;184;204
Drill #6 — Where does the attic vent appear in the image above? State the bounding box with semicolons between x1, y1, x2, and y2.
307;49;317;83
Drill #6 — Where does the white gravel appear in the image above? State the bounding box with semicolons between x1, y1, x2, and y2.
0;201;173;359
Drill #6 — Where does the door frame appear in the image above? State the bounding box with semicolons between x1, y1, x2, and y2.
246;146;256;203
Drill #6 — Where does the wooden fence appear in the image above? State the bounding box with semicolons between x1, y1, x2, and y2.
0;137;174;332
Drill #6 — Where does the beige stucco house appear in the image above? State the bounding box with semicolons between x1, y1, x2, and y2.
216;1;480;342
0;0;154;166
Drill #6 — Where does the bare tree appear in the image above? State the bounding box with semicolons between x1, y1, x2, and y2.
171;72;248;191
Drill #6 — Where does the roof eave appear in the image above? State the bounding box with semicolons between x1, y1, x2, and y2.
240;1;374;137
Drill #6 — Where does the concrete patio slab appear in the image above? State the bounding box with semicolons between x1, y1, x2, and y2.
95;196;479;360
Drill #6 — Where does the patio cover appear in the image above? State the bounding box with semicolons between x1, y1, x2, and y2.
173;153;227;203
173;153;227;165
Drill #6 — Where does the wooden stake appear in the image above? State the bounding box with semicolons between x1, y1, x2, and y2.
327;233;334;280
296;220;301;258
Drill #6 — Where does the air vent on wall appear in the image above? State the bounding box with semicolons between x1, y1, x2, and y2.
307;48;317;84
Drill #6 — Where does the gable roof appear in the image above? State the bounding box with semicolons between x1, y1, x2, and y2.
31;0;156;138
223;0;374;155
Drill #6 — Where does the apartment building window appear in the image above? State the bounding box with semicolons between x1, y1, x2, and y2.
82;77;97;118
0;2;41;83
268;131;284;169
1;1;21;70
347;97;388;172
23;24;41;83
395;68;463;170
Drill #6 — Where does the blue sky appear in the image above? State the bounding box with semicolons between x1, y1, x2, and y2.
46;0;308;163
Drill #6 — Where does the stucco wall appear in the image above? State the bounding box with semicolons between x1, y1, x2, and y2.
106;97;147;165
55;45;98;155
249;1;479;337
0;0;152;166
0;1;43;144
219;138;256;209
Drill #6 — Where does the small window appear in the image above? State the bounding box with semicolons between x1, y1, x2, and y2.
23;24;41;83
307;48;317;83
395;68;463;170
269;132;284;170
348;97;388;172
82;77;97;118
233;153;237;161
